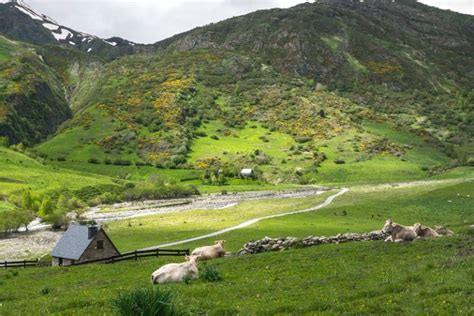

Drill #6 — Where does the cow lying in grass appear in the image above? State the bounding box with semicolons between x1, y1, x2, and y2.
191;240;226;260
383;220;453;242
382;219;418;242
414;223;439;238
151;255;199;284
434;225;454;236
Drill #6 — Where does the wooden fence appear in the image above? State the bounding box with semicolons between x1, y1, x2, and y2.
1;248;189;268
73;248;190;266
2;259;39;268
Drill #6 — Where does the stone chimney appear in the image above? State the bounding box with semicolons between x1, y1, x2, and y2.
88;225;99;239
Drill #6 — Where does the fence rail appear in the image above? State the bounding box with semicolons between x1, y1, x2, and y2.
2;259;39;268
1;248;189;268
73;248;190;266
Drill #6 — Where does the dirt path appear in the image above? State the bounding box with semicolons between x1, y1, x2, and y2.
140;188;349;250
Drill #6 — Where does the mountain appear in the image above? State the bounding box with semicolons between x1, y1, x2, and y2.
0;0;148;60
0;0;473;182
156;0;474;90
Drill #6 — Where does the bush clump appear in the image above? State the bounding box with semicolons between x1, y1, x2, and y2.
40;286;52;295
200;266;223;282
112;288;181;316
88;158;100;164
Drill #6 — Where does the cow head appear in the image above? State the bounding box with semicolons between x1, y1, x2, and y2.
185;255;199;264
413;223;422;235
215;240;226;246
382;219;393;234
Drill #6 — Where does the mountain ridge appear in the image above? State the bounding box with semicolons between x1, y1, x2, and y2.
0;0;472;170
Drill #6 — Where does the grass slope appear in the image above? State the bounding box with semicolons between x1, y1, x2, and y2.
0;147;119;215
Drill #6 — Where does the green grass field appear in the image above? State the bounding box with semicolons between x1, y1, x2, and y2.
0;147;117;195
1;178;472;315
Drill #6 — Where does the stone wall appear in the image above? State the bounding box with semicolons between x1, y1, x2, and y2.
236;231;387;255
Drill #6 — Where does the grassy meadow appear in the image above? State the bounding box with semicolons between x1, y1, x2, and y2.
34;109;457;186
1;178;472;315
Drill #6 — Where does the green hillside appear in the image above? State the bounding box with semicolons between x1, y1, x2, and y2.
34;48;461;185
0;36;73;145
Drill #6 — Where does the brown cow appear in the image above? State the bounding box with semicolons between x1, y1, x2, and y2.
434;225;454;236
414;223;439;238
382;219;417;242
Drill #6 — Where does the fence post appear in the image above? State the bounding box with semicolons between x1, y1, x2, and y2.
135;250;137;261
3;261;6;269
23;260;26;268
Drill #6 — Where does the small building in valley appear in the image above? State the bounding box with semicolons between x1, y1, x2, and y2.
240;168;254;179
51;224;120;266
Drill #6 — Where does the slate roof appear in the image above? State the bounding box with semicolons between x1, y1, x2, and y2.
51;225;97;260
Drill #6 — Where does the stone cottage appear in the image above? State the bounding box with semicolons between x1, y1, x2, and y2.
51;224;120;266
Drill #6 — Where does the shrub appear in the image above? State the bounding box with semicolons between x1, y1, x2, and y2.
210;135;219;140
104;158;112;165
88;158;100;164
112;288;180;316
124;182;135;189
296;136;312;144
56;157;66;162
113;159;133;166
40;286;52;295
194;131;207;137
38;255;52;267
200;266;223;282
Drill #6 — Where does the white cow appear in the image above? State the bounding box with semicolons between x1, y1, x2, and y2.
151;255;199;284
191;240;226;260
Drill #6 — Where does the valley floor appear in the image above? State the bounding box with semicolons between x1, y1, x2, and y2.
0;177;472;315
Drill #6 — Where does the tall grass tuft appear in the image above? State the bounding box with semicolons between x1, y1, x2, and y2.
112;288;181;316
200;265;223;282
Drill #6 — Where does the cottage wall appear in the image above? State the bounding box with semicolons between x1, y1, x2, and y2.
52;257;75;267
78;229;120;263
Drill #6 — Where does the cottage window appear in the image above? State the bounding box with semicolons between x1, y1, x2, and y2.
97;240;104;250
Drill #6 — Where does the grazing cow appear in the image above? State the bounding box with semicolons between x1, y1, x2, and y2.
382;219;417;242
413;223;439;238
434;225;454;236
191;240;226;260
151;255;199;284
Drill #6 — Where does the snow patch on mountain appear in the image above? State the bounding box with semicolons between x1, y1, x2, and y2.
4;0;137;52
42;23;59;31
52;28;72;41
15;5;42;20
103;40;117;46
